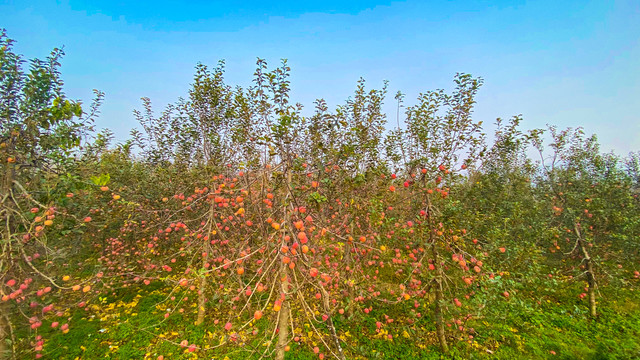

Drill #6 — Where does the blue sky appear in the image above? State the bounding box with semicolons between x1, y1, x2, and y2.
2;0;639;154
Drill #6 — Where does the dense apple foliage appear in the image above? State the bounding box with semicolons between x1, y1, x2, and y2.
1;31;639;359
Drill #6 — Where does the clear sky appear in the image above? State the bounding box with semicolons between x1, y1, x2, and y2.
2;0;639;154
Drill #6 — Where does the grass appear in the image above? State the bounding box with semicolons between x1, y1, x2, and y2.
37;282;640;359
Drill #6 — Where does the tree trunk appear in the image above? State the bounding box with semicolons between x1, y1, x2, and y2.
581;243;597;317
196;270;207;325
586;260;597;317
425;191;449;353
432;244;449;353
575;224;596;317
0;308;9;360
196;242;211;325
275;264;290;360
276;164;293;360
1;151;15;359
196;194;216;325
